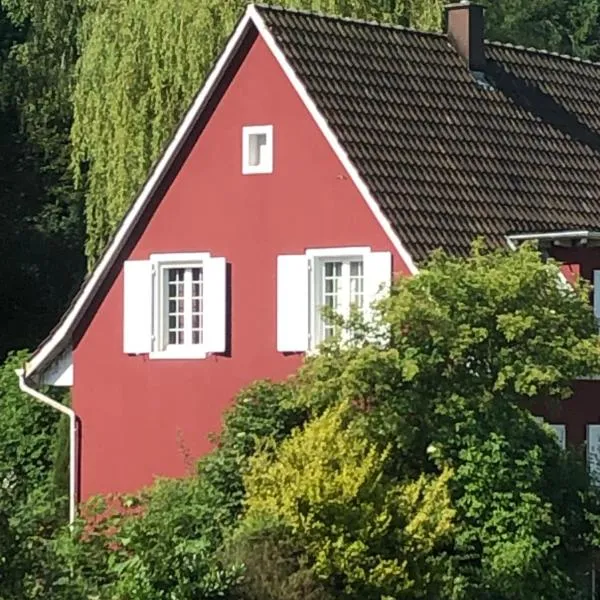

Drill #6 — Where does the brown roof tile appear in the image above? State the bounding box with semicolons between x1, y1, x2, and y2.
257;5;600;262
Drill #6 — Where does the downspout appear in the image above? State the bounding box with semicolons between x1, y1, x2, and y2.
16;368;77;524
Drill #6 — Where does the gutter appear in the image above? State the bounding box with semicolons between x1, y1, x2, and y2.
507;231;600;243
16;369;77;524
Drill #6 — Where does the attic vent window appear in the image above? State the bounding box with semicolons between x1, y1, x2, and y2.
242;125;273;174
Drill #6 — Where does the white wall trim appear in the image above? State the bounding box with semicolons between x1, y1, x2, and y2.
24;4;418;382
150;252;211;264
305;246;371;258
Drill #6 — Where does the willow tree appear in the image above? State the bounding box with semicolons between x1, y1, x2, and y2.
72;0;444;266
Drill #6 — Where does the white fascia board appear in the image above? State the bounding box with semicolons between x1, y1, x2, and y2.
23;9;256;380
247;5;418;277
38;348;73;387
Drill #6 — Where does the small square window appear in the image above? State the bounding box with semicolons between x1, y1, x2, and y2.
242;125;273;174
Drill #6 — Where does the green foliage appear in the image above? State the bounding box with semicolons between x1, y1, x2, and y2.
0;352;68;598
286;243;600;597
3;244;600;599
223;521;334;600
244;402;455;598
41;379;307;600
481;0;600;59
0;0;85;358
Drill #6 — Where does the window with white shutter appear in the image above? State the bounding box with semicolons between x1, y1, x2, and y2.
277;247;392;352
123;253;227;359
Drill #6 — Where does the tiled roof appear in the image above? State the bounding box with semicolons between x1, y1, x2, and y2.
257;5;600;262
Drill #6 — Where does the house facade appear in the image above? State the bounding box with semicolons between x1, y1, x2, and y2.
17;2;600;512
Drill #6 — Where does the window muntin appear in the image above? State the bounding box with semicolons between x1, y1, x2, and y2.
315;257;365;344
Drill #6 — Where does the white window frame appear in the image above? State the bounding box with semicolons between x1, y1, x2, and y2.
306;247;371;350
242;125;273;175
534;416;566;449
149;252;210;359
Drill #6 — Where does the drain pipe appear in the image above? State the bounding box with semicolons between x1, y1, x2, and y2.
16;369;77;524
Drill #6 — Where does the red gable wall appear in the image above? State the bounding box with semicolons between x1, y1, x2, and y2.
72;34;410;499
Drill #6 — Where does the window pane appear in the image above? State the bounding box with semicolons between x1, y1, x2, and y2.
349;260;364;310
321;261;342;340
190;267;203;345
165;267;186;347
249;133;267;167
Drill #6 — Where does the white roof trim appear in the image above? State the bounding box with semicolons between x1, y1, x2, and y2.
248;5;418;276
25;4;418;380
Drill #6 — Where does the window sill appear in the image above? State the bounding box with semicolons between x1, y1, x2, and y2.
149;347;208;360
242;166;272;175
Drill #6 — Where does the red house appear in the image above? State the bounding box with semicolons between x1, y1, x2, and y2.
17;1;600;520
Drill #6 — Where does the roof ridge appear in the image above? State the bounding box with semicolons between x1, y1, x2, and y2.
254;3;600;68
485;39;600;68
253;3;446;40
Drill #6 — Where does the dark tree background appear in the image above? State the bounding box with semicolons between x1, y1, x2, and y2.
0;0;84;359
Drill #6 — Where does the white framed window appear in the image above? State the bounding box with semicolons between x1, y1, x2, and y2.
311;254;365;344
154;256;205;357
276;247;392;352
123;252;227;359
242;125;273;174
534;416;566;449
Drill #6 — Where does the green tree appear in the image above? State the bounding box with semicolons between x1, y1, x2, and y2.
0;352;67;598
288;243;600;597
481;0;600;59
243;401;455;599
0;0;85;358
44;380;306;600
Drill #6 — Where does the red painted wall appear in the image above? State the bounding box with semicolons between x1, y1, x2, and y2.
531;381;600;447
537;246;600;449
551;246;600;285
73;34;410;499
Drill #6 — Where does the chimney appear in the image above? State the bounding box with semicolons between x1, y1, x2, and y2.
445;1;485;71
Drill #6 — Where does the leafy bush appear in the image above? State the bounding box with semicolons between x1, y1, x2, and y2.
243;402;455;598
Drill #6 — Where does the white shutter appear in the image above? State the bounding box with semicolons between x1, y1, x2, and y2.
364;251;392;307
594;271;600;319
277;254;309;352
364;251;392;325
588;425;600;484
203;257;227;353
123;260;153;354
549;424;566;450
